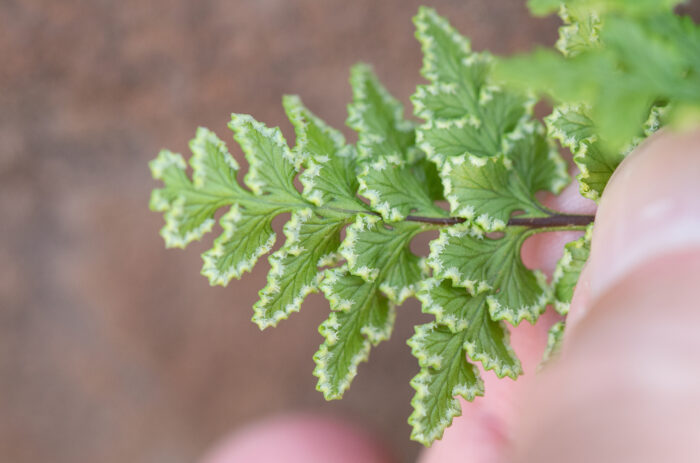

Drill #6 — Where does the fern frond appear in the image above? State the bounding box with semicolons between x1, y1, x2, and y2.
150;1;695;447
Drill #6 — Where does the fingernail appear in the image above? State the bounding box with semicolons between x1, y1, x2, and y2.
587;129;700;303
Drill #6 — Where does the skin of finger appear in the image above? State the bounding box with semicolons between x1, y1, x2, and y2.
584;129;700;305
566;129;700;340
511;129;700;461
419;178;596;463
510;251;700;463
199;414;398;463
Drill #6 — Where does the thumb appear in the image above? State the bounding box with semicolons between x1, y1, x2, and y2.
510;128;700;463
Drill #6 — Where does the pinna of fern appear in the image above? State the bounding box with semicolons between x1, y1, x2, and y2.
148;1;689;445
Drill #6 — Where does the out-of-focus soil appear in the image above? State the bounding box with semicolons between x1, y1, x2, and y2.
0;0;643;461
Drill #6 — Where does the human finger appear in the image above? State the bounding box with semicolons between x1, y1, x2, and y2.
511;129;700;462
199;414;397;463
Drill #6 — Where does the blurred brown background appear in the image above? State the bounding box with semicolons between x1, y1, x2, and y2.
0;1;606;461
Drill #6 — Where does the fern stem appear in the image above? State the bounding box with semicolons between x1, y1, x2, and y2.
324;207;595;229
507;215;595;228
401;213;595;228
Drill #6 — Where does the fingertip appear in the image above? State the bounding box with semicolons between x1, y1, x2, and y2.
200;414;397;463
511;251;700;463
586;128;700;303
509;129;700;462
416;399;506;463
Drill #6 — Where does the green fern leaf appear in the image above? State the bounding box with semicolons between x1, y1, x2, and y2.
314;269;395;400
341;215;428;304
498;5;700;152
547;105;624;200
151;106;366;331
147;2;692;449
253;97;366;327
553;4;602;57
313;217;429;398
199;115;307;287
311;66;458;398
443;124;567;230
284;95;366;211
418;279;521;378
149;130;242;249
253;209;347;328
552;224;593;314
412;7;531;166
528;0;685;17
541;321;566;366
200;203;278;285
358;156;448;222
407;323;484;446
347;64;415;162
346;65;446;221
232;114;302;199
429;226;550;325
546;104;597;147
